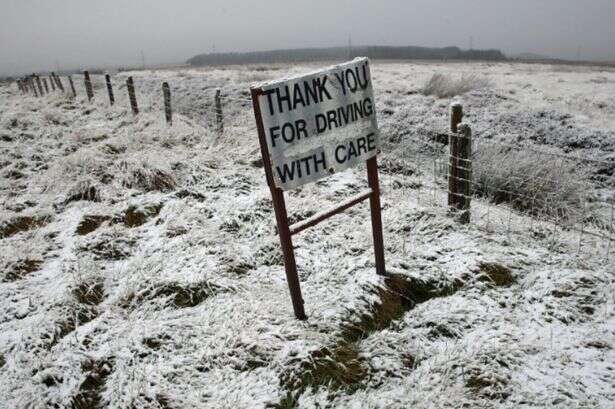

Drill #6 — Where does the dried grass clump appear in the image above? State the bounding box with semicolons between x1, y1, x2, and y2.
422;73;491;98
65;179;101;203
473;144;590;220
116;160;176;192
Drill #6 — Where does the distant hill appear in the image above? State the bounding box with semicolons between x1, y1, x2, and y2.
187;46;507;66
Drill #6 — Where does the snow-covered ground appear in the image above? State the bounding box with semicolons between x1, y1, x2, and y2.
0;61;614;408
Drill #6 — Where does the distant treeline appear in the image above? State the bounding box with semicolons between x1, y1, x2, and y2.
187;46;507;66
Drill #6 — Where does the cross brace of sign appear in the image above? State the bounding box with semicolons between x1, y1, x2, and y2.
250;88;386;321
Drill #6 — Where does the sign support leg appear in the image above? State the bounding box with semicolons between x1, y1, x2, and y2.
367;156;386;275
270;188;307;320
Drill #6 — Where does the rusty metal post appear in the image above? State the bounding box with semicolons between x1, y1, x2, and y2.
126;76;139;115
68;76;76;98
162;82;172;124
215;89;223;133
35;75;44;96
43;78;49;94
250;87;306;320
367;156;386;275
84;70;94;101
448;103;463;208
105;74;114;106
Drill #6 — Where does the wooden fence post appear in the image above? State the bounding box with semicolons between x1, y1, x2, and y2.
448;102;463;208
448;118;472;224
68;76;77;98
35;75;44;96
450;102;463;134
105;74;114;106
457;123;472;223
49;75;56;91
55;74;65;92
162;82;172;124
84;70;94;101
43;78;49;94
30;77;39;97
126;76;138;115
215;89;223;133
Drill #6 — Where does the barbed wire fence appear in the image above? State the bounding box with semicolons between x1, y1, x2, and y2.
5;71;615;261
395;102;614;261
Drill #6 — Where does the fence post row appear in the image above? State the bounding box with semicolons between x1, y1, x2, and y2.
68;76;77;98
105;74;114;106
84;70;94;101
448;102;472;224
126;76;138;115
162;82;172;124
215;89;223;133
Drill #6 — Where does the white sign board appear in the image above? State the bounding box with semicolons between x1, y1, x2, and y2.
254;58;380;190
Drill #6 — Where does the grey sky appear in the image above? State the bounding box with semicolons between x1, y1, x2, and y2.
2;0;614;76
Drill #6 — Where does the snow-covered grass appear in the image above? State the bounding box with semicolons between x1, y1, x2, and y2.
421;73;491;98
0;61;614;408
472;143;592;219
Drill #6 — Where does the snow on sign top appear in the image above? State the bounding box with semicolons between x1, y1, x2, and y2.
252;57;380;190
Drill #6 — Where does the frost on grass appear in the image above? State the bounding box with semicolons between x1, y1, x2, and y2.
116;158;177;192
1;62;614;408
0;214;50;238
422;73;491;98
473;143;592;220
278;272;464;405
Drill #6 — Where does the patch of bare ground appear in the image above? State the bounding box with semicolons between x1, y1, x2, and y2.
276;272;463;406
41;277;106;350
65;180;101;203
464;368;511;401
118;161;176;192
476;262;515;287
0;215;49;239
79;234;136;260
116;203;163;228
129;393;173;409
543;276;601;324
3;259;43;282
120;281;227;310
75;215;111;235
70;358;114;409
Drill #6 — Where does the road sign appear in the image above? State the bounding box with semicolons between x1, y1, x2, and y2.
253;57;379;190
250;58;385;320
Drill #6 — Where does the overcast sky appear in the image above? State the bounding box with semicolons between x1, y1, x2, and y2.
2;0;615;76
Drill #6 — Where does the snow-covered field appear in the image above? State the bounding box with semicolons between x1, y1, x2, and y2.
1;61;614;408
